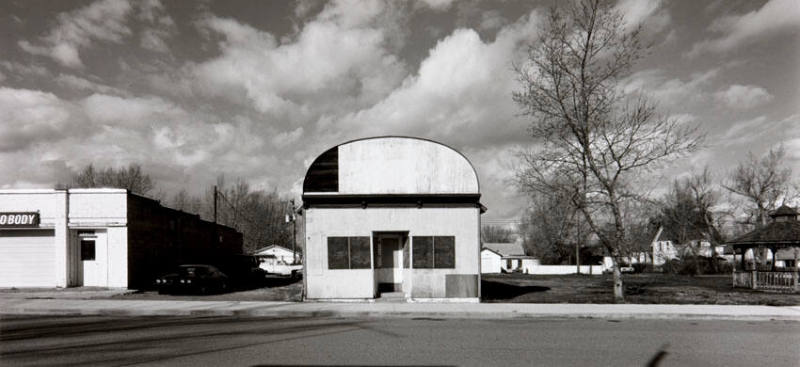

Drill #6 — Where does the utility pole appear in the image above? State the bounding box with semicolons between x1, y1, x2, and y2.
287;199;297;264
213;185;218;223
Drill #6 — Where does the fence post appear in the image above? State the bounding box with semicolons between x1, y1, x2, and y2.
793;271;798;292
751;270;758;290
732;271;735;288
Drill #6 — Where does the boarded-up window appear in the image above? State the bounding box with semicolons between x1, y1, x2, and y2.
350;237;371;269
327;237;349;269
412;236;455;269
412;236;433;268
434;236;455;268
327;236;371;269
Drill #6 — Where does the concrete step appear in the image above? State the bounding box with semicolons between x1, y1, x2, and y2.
377;292;406;302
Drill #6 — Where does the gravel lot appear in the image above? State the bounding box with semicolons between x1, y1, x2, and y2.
114;276;303;302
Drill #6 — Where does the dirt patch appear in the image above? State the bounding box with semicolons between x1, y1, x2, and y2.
481;273;800;305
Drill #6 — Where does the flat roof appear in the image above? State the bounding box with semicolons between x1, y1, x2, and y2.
0;188;128;194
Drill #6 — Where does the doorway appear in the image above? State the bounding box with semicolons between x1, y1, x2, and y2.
73;230;108;287
373;232;407;294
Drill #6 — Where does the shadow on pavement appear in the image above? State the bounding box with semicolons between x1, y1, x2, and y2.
481;280;550;301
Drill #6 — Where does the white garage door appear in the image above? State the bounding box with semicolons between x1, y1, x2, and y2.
0;230;56;287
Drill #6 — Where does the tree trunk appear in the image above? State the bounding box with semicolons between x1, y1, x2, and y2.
613;260;624;303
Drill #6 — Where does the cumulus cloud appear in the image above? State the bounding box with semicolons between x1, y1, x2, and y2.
192;0;407;119
332;10;540;148
621;68;719;111
614;0;671;34
137;0;176;53
0;61;51;78
18;0;133;68
688;0;800;57
417;0;455;11
0;87;79;152
714;84;773;109
55;74;128;95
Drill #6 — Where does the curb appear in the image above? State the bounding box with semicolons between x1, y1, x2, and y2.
3;304;800;321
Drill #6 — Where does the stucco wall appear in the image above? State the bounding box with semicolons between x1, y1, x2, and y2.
336;138;479;194
304;207;480;299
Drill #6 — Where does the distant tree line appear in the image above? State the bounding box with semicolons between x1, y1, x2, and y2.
65;163;295;254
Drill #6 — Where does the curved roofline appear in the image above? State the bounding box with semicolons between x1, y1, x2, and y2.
304;135;481;193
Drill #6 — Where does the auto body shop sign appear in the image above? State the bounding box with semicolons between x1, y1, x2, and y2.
0;213;40;227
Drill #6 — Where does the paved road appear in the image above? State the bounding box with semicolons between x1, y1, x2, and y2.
1;315;798;366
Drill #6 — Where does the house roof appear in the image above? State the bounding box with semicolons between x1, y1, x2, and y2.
482;242;526;257
771;205;798;218
253;244;296;255
480;248;502;257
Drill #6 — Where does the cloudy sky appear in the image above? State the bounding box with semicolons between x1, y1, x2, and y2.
0;0;798;222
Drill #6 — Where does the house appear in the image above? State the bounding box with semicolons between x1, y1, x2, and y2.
480;248;503;274
253;244;300;264
650;225;728;266
301;136;485;302
482;242;539;274
0;188;242;289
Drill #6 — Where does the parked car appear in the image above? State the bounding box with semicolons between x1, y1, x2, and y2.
216;254;267;287
155;264;229;294
259;255;303;278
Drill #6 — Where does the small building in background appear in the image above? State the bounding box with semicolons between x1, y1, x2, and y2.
482;242;539;274
253;244;300;264
0;189;242;289
301;136;485;302
480;248;503;274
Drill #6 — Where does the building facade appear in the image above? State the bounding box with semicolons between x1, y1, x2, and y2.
0;189;242;289
302;137;485;301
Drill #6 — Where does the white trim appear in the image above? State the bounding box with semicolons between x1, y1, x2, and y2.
411;297;480;303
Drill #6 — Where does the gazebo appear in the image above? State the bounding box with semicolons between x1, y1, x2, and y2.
727;205;800;292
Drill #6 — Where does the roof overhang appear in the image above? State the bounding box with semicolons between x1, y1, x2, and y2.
302;193;485;213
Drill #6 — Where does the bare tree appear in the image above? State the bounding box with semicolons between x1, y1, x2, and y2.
519;190;589;265
481;225;516;243
513;0;702;302
70;163;155;195
724;146;794;229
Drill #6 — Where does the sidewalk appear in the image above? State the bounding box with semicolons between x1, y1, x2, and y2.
3;297;800;321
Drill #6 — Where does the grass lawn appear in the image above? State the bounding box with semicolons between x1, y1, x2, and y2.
481;273;800;305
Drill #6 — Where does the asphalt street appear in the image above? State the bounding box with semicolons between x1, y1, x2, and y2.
1;315;798;367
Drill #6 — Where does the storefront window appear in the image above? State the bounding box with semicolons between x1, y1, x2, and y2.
412;236;455;269
327;237;371;269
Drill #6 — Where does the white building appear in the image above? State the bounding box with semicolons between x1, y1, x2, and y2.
480;248;503;274
301;137;485;302
253;244;300;264
481;242;539;274
0;189;242;289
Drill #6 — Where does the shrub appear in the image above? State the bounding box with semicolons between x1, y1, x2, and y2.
662;256;733;275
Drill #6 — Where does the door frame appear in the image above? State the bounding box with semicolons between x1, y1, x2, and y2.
372;231;408;296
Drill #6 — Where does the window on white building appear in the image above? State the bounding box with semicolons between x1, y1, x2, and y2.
412;236;455;269
327;237;371;269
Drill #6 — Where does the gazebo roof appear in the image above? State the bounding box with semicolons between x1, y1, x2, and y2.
726;205;800;248
770;204;798;218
